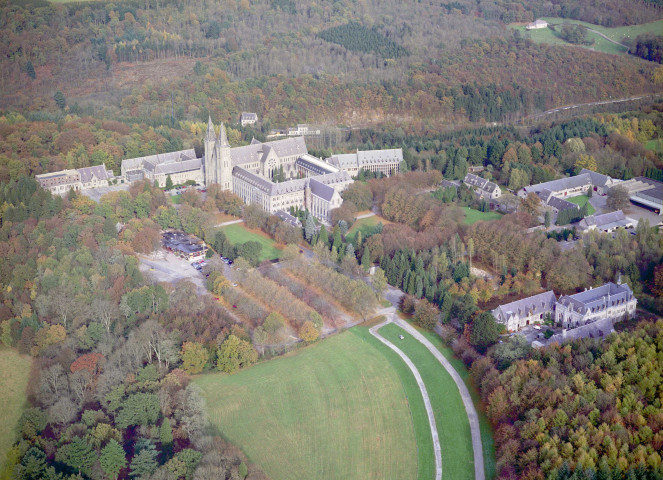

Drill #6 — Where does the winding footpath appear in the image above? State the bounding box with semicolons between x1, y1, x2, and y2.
369;306;485;480
369;318;443;480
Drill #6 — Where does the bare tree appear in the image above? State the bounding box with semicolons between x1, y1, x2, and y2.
92;298;120;334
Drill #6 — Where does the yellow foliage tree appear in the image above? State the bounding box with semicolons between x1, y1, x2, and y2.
299;320;320;343
574;154;597;173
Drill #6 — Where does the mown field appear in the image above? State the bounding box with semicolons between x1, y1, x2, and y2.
566;194;596;215
196;331;418;480
0;349;32;471
462;207;503;225
346;215;391;243
510;19;663;56
221;223;281;261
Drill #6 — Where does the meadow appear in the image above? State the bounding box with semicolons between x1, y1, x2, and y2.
0;349;32;471
462;207;503;225
221;223;281;261
566;194;596;215
346;215;391;243
196;331;419;480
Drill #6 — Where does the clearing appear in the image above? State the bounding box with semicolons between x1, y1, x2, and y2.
347;215;391;243
566;195;596;215
462;207;503;225
221;223;282;261
510;19;663;56
196;331;418;480
0;349;32;471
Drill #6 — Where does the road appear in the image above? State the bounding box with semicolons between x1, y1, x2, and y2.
585;27;628;49
376;285;486;480
369;317;443;480
519;94;657;124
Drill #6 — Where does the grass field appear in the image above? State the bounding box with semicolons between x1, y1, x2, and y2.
0;349;32;471
462;207;503;225
510;19;663;56
410;326;497;480
346;215;390;243
372;323;476;480
566;195;596;215
196;331;419;480
221;223;281;261
646;139;663;152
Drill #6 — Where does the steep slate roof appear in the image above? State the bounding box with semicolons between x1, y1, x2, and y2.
78;164;112;182
240;112;258;121
357;148;403;166
580;210;626;229
309;178;335;202
523;173;592;195
275;210;301;227
121;149;197;173
151;158;202;175
328;153;359;169
230;137;308;167
492;291;557;324
579;169;612;187
295;154;339;175
558;282;633;315
547;196;580;212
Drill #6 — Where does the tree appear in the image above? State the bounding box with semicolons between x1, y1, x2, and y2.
236;241;262;266
521;192;541;216
299;320;320;342
607;185;630;211
544;210;551;228
304;213;315;242
55;437;95;476
129;444;158;478
26;60;35;80
100;439;126;480
414;299;439;330
361;246;371;271
53;90;66;110
159;418;173;447
165;175;174;190
217;335;258;373
115;393;161;428
372;267;387;298
318;224;329;246
470;312;499;352
180;341;208;374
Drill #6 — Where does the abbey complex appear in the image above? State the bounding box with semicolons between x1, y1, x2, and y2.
36;118;403;223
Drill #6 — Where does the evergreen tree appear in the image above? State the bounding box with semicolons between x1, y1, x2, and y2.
345;242;355;258
407;272;416;295
26;60;35;80
159;418;173;447
100;440;126;480
53;90;66;110
304;213;315;242
544;210;551;228
129;444;158;478
332;228;342;251
361;246;370;272
415;276;423;298
165;175;174;190
318;224;329;246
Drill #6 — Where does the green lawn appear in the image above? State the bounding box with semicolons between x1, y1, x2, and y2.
370;323;476;480
346;215;389;243
409;326;497;480
645;139;663;152
462;207;503;225
566;195;596;215
510;19;663;56
196;331;419;480
221;223;281;261
0;349;32;471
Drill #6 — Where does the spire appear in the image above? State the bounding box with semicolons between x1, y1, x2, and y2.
205;116;215;142
216;122;229;147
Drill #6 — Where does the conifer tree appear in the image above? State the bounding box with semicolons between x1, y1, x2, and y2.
361;246;370;271
26;60;35;80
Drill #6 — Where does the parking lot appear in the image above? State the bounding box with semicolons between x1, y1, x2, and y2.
138;250;207;295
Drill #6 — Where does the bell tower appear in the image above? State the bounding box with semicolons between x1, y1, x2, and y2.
203;116;216;187
216;123;232;192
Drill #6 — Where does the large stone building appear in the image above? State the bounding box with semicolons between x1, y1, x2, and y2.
492;281;637;332
463;173;502;200
116;118;400;223
36;164;114;194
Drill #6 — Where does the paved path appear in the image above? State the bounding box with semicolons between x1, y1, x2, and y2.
356;211;376;220
369;318;443;480
215;218;244;227
393;316;485;480
585;27;628;49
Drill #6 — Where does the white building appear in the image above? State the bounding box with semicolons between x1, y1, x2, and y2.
579;210;635;233
327;148;403;177
36;164;114;195
492;291;557;332
463;173;502;200
556;282;636;329
240;112;258;126
526;19;548;30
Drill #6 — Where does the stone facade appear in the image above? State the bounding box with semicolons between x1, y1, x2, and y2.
36;164;113;194
493;282;637;332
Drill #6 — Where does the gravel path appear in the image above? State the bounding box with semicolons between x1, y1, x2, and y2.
393;317;485;480
369;318;443;480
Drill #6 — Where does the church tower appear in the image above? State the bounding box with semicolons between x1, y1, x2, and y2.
203;116;217;187
216;122;232;192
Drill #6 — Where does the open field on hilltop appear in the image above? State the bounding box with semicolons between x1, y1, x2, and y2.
462;207;503;225
196;331;418;480
374;323;475;480
221;223;281;261
347;215;391;243
409;324;497;480
646;139;663;152
0;349;32;471
566;194;596;215
510;19;663;56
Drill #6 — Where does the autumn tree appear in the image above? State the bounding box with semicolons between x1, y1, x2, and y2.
606;185;630;211
299;320;320;342
217;335;258;373
414;299;439;330
180;341;209;374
